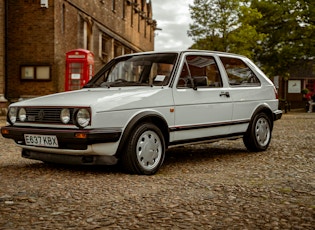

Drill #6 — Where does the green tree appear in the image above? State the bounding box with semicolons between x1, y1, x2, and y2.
250;0;315;76
188;0;240;51
228;6;266;58
188;0;315;76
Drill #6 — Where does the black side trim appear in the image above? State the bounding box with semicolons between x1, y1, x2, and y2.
169;119;249;132
169;132;244;147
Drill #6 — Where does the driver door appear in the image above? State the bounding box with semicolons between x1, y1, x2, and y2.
171;54;233;142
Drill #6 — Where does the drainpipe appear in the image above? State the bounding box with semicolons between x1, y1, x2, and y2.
0;0;8;115
4;0;8;102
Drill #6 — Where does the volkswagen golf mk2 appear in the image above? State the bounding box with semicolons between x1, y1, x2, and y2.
1;50;282;175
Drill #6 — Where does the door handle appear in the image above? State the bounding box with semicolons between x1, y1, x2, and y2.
220;92;230;97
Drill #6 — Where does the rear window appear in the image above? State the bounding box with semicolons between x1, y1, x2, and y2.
220;57;261;87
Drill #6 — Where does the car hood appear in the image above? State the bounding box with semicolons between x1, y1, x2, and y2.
12;87;173;112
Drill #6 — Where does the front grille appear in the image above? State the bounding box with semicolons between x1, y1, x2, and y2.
19;108;75;124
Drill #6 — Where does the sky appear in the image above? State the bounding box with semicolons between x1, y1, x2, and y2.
152;0;194;51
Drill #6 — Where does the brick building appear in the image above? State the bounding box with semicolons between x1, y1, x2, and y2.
0;0;156;107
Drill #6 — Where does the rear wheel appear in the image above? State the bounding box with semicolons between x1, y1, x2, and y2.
121;123;165;175
243;112;272;152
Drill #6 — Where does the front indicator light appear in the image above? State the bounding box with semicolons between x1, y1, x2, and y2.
75;133;87;139
1;128;9;135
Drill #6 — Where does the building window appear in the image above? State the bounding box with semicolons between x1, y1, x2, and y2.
131;4;134;26
112;0;116;11
21;66;50;80
138;14;141;32
124;47;132;55
114;42;122;57
144;18;147;38
100;34;110;63
61;4;65;34
83;20;93;50
122;0;126;19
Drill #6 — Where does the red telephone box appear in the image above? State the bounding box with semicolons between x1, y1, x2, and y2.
65;49;94;91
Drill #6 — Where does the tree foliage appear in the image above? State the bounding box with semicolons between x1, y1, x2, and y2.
188;0;315;76
250;0;315;76
188;0;241;52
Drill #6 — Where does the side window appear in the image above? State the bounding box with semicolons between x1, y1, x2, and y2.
220;57;261;86
177;55;222;88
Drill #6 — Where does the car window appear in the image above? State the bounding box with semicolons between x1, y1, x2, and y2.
177;55;222;88
86;53;178;88
219;57;261;87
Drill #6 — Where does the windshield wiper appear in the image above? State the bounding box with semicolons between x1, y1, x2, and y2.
99;81;148;88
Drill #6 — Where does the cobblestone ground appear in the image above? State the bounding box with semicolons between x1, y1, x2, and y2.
0;111;314;230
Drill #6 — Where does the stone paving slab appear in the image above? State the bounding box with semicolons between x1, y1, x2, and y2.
0;111;314;229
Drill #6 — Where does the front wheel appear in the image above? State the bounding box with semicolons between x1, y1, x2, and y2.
121;123;165;175
243;112;272;152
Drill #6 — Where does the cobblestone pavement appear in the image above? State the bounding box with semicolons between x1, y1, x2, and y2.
0;111;314;230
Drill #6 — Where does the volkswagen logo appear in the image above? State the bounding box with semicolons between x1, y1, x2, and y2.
38;110;45;121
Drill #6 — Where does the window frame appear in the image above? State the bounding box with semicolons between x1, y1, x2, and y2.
20;65;51;81
176;55;223;89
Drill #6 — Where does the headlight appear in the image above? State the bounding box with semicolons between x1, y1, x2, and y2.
8;107;17;124
75;108;90;128
18;108;27;122
60;108;70;124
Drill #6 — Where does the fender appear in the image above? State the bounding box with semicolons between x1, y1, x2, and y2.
115;111;170;157
250;104;274;129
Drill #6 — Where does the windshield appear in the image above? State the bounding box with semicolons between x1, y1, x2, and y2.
85;53;178;88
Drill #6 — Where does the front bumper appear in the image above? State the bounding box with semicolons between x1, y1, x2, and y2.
1;126;122;150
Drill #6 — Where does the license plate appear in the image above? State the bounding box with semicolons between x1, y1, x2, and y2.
24;134;59;148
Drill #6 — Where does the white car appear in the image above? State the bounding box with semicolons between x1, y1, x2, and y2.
1;50;282;175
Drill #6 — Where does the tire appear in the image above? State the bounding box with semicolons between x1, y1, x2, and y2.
121;123;165;175
243;112;272;152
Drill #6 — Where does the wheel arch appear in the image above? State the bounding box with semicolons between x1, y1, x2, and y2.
115;111;170;157
250;104;274;130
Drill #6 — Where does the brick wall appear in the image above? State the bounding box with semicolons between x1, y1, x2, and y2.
5;0;155;101
7;0;56;100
